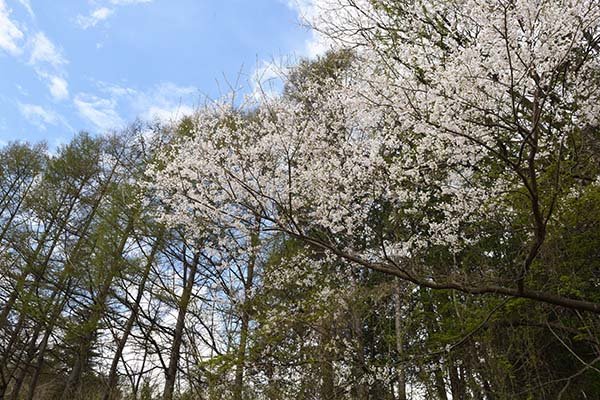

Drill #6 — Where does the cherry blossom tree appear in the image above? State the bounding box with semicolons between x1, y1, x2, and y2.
149;0;600;316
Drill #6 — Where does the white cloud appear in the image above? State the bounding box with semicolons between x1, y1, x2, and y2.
153;82;197;99
282;0;317;20
48;76;69;100
304;34;329;58
72;81;200;127
74;94;124;131
28;32;70;101
35;71;70;101
19;103;60;130
76;1;152;29
143;104;196;122
132;82;198;122
96;81;137;97
0;0;24;56
76;7;114;29
16;0;34;18
95;81;199;124
280;0;330;58
29;32;67;68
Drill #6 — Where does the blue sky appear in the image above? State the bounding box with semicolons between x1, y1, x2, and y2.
0;0;317;147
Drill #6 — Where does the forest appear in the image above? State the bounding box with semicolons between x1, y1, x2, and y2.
0;0;599;399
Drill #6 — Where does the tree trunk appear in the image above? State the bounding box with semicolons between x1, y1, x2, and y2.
448;359;466;400
320;320;335;400
61;216;135;399
394;280;407;400
422;292;448;400
163;250;200;400
26;279;75;400
103;235;162;400
6;324;42;400
233;222;259;400
351;307;368;400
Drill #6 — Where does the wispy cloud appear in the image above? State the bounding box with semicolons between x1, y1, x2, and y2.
28;32;67;68
0;0;24;56
97;82;137;97
134;83;198;122
76;7;114;29
18;102;70;130
27;33;70;101
73;81;198;133
48;76;69;101
15;0;34;18
0;3;70;103
19;103;58;127
76;0;153;29
143;104;196;122
74;93;124;131
96;81;198;124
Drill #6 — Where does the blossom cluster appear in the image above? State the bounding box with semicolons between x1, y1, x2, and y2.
149;0;600;278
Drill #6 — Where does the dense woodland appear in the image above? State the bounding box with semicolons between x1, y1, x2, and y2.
1;0;600;399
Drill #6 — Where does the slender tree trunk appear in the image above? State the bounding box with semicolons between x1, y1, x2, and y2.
448;359;466;400
422;292;448;400
433;369;448;400
233;222;259;400
6;325;42;400
233;312;250;400
103;235;162;400
163;251;200;400
61;216;135;399
25;324;52;400
0;229;65;396
26;279;75;400
0;177;34;245
320;320;335;400
0;317;27;398
0;181;86;334
394;280;407;400
351;307;368;400
26;199;106;399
